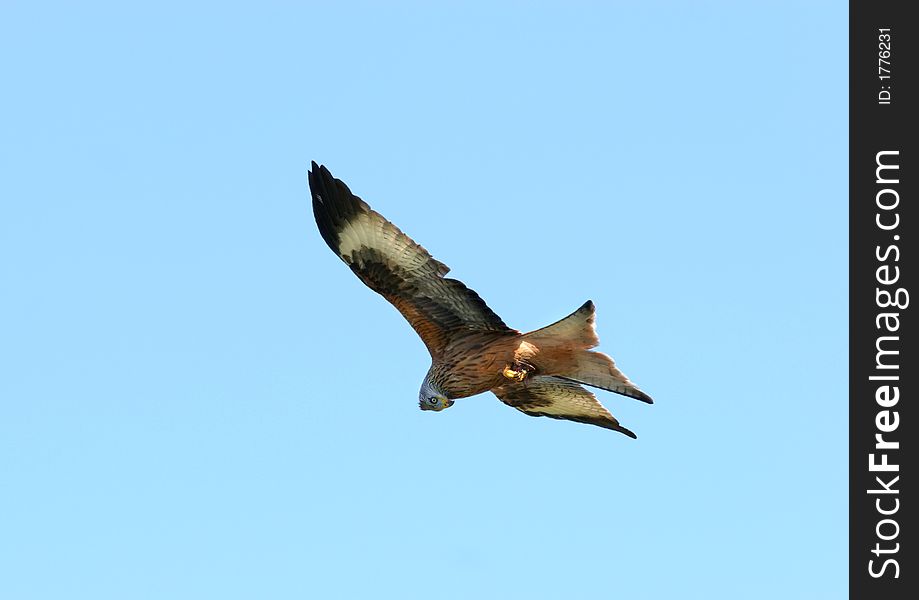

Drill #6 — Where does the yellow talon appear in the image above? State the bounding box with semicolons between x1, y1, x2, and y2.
503;366;527;382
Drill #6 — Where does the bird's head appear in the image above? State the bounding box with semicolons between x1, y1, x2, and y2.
419;377;454;412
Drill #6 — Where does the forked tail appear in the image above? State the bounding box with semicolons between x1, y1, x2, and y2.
523;301;653;404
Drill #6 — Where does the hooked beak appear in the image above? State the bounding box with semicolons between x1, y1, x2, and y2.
420;395;454;411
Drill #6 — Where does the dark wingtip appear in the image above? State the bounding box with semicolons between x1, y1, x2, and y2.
308;162;373;255
602;419;637;438
617;425;638;439
634;389;654;404
308;161;346;252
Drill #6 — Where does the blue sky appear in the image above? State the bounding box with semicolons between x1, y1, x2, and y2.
1;2;847;598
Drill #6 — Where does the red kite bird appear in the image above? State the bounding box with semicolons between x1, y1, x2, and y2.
309;162;652;437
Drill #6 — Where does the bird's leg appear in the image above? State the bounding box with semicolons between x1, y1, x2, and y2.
502;365;523;381
502;361;532;382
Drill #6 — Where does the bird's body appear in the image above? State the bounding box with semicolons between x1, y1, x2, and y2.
309;162;652;437
425;330;517;399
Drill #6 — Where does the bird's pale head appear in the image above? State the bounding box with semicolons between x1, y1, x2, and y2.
419;377;453;412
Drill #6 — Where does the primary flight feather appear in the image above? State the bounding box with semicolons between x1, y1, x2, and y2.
309;162;652;437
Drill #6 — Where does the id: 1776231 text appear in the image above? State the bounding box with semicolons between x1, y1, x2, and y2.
878;28;892;105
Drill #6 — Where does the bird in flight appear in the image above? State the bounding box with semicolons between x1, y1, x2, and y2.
309;162;652;437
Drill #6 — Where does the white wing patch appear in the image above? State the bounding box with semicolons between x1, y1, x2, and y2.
493;376;637;437
335;210;449;277
335;212;375;259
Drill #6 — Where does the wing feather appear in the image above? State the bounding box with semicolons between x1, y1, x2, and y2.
309;162;511;357
493;376;637;438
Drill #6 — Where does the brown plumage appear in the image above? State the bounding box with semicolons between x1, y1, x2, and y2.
309;162;652;437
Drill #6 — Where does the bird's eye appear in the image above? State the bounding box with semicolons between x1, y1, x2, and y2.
428;397;439;406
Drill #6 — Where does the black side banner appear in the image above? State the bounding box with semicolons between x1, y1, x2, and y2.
850;1;914;597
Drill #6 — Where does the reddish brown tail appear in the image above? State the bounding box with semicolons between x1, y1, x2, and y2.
523;301;653;404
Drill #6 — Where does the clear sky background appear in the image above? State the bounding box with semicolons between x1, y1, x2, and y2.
1;2;847;599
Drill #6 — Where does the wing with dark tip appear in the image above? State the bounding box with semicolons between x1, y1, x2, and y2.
309;162;511;357
492;376;637;438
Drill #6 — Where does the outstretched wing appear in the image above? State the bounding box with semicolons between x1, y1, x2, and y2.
493;376;637;438
309;162;511;357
